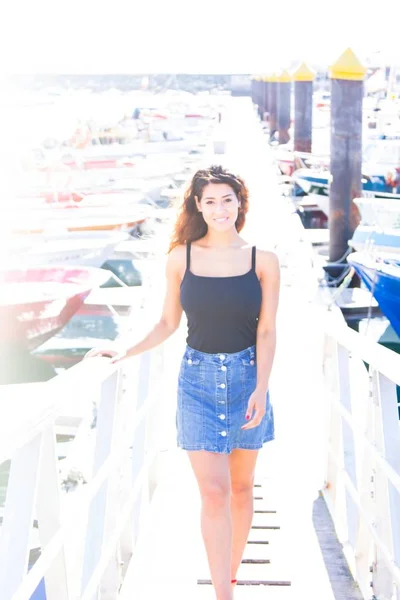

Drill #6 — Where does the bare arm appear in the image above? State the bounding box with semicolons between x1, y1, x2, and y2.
85;246;184;361
118;246;184;361
242;250;280;429
254;250;280;393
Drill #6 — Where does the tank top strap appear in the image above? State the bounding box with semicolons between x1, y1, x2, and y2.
186;242;191;271
251;246;256;271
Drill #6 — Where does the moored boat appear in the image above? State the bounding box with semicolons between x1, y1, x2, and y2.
0;266;110;351
347;252;400;337
3;231;130;269
349;196;400;254
4;207;149;236
350;229;400;254
293;167;400;200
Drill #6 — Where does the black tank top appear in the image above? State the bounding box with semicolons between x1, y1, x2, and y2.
180;243;262;354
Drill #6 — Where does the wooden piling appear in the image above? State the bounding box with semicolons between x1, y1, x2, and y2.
261;75;270;121
329;48;366;263
253;75;263;119
266;73;278;140
277;69;292;144
293;62;315;153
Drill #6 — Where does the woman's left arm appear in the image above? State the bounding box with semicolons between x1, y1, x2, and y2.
242;250;280;430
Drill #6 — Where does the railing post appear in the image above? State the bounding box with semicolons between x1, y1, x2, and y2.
131;351;151;541
324;335;345;522
80;370;122;600
353;378;374;597
146;345;165;502
337;344;359;550
371;370;400;600
119;352;152;573
0;432;43;600
36;425;70;600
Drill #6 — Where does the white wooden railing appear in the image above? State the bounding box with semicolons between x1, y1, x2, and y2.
323;313;400;600
0;345;165;600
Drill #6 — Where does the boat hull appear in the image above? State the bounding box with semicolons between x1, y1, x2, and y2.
9;214;147;235
347;253;400;337
0;266;110;351
5;231;129;269
293;169;400;200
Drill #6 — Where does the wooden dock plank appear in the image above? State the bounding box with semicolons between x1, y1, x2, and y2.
196;586;293;600
196;545;292;585
251;511;281;528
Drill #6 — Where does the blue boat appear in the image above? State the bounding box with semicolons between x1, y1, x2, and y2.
293;138;400;198
347;252;400;337
293;167;394;197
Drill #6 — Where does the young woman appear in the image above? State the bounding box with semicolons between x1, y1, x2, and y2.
86;165;280;600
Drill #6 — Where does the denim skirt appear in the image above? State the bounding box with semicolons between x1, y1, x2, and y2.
176;344;274;454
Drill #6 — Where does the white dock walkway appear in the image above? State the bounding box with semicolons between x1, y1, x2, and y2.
5;96;400;600
120;98;363;600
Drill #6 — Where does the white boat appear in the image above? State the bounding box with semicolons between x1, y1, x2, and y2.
349;196;400;254
303;192;329;219
350;227;400;255
3;231;130;269
2;203;150;235
59;136;207;164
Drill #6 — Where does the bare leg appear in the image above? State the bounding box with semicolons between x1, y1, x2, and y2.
187;451;233;600
229;449;259;582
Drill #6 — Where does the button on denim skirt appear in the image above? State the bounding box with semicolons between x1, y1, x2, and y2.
176;344;275;453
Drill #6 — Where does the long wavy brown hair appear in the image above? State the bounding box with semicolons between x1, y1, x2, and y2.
168;165;249;252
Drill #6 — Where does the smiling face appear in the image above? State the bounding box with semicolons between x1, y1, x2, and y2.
196;183;240;232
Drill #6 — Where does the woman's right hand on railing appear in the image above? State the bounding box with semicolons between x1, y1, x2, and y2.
84;347;127;364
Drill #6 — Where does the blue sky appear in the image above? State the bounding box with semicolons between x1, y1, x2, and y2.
2;0;400;74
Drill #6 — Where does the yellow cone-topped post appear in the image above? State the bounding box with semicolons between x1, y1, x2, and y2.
266;73;278;140
277;69;292;144
293;62;315;153
329;48;366;266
